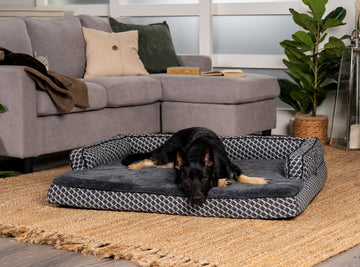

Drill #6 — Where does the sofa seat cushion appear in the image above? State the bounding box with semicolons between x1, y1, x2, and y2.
0;19;33;55
153;73;280;104
87;76;162;107
37;82;107;116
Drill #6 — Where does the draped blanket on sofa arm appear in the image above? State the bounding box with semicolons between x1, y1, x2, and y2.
0;47;89;113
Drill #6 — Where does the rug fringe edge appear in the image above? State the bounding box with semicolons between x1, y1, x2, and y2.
0;224;217;267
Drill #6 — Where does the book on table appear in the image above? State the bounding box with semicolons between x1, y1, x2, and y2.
201;69;246;77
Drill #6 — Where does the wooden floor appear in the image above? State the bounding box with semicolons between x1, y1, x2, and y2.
1;153;360;266
0;238;138;267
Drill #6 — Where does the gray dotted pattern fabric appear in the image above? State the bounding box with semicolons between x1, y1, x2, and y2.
48;134;327;219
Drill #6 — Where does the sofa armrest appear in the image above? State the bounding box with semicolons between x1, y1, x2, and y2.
0;66;38;158
284;138;325;181
177;54;212;72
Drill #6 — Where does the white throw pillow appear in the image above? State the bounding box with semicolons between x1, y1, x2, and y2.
82;27;148;78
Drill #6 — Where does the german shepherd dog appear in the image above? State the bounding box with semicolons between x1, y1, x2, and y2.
122;127;268;205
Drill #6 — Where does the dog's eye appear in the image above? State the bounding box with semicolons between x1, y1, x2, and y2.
185;178;192;184
201;177;208;183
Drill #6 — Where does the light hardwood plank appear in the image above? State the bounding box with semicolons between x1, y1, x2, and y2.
0;238;138;267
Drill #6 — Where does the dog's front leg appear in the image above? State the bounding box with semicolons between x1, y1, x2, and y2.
236;174;268;184
128;159;155;170
128;159;174;170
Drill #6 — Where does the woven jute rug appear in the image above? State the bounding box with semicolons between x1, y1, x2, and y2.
1;146;360;266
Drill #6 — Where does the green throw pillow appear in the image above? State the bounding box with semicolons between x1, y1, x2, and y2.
109;17;180;73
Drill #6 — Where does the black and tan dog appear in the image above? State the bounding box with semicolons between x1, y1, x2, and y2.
122;127;267;205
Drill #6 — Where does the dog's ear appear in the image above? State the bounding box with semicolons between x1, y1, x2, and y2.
203;147;214;167
175;148;186;170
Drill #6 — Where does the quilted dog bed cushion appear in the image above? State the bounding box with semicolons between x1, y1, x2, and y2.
47;134;327;219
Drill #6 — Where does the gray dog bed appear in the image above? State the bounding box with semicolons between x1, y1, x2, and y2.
47;134;327;219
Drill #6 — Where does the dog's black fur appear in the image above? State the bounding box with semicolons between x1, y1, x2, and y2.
122;127;256;205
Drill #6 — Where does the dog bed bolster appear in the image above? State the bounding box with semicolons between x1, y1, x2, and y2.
70;134;324;182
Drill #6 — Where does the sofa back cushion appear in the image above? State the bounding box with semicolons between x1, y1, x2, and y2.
78;14;112;32
109;18;180;73
0;18;33;54
24;16;86;78
82;27;148;78
78;14;133;32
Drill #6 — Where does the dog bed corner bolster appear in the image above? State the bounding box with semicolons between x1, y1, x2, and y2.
284;138;325;181
70;134;131;170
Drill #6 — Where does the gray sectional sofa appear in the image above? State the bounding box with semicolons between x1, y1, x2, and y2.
0;15;280;172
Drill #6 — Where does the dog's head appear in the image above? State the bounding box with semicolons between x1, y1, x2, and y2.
174;147;215;205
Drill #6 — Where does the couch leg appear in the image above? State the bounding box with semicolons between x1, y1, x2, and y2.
262;130;272;136
23;157;34;173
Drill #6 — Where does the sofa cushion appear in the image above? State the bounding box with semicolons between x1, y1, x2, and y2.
87;76;162;107
78;14;112;32
109;18;180;74
82;27;148;78
0;19;33;54
37;81;107;116
24;16;86;78
78;14;133;32
161;100;277;136
153;73;280;104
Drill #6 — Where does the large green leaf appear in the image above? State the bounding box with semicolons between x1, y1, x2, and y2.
320;38;345;63
0;104;5;113
280;39;301;50
283;60;314;89
319;49;342;62
284;51;304;67
278;78;302;112
290;9;317;35
324;6;346;22
304;0;327;22
283;58;310;80
318;57;342;82
284;46;314;67
322;17;346;32
292;31;314;51
290;90;313;114
323;36;345;50
287;72;302;86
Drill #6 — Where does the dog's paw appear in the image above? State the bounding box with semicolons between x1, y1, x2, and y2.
217;178;232;187
127;162;143;170
250;177;268;184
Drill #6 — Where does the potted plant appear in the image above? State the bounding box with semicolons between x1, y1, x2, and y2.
0;103;15;178
279;0;347;144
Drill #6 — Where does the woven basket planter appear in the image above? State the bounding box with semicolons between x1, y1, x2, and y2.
294;114;328;145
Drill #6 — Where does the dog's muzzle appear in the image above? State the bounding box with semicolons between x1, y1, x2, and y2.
190;192;206;205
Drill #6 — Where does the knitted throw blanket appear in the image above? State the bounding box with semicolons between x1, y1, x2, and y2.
0;47;89;113
25;67;89;113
